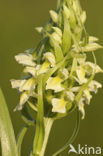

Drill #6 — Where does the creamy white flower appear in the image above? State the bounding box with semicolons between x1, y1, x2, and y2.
14;91;29;111
70;87;80;92
73;0;80;14
59;68;69;80
63;5;70;19
76;67;85;82
49;10;58;23
83;62;103;74
20;92;29;107
10;79;26;89
65;91;75;102
52;27;62;38
15;53;36;66
75;67;87;84
37;62;50;75
81;43;103;52
89;36;99;43
80;11;86;24
43;52;56;67
51;32;62;44
88;80;102;93
19;77;36;92
83;89;92;104
52;98;67;113
46;76;64;92
77;54;86;65
35;27;43;33
24;66;36;76
78;98;85;120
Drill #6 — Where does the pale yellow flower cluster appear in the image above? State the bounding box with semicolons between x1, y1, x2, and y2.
11;0;103;119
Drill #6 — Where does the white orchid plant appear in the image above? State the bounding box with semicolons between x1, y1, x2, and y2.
0;0;103;156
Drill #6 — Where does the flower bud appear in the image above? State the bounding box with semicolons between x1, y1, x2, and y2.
80;11;86;24
51;32;62;44
89;36;99;43
81;43;103;52
49;10;58;23
35;27;43;33
52;27;62;38
63;5;70;19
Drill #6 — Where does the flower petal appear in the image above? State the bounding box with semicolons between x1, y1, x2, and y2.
35;27;43;33
59;68;69;80
70;87;80;92
24;66;36;76
52;27;62;38
52;98;67;113
46;76;64;92
37;61;50;74
78;98;85;120
88;80;102;93
77;54;86;65
14;91;29;111
65;91;75;102
80;11;86;24
49;10;58;23
84;62;103;74
43;52;56;67
83;89;92;104
76;67;86;84
81;43;103;52
15;53;36;66
19;77;36;92
89;36;99;43
10;79;26;89
51;32;62;44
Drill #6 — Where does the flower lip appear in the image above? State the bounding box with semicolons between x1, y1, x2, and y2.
46;76;64;93
52;98;67;113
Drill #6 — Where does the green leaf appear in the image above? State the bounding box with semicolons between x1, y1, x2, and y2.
62;15;71;55
17;125;28;156
0;88;18;156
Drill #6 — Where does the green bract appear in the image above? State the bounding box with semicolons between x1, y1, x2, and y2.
11;0;103;155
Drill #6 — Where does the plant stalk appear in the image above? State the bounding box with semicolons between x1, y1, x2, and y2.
32;75;45;155
40;118;54;156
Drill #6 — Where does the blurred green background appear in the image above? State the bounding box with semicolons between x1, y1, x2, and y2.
0;0;103;155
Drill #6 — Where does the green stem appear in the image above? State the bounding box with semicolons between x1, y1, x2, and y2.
57;0;61;10
40;118;54;156
32;75;44;155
